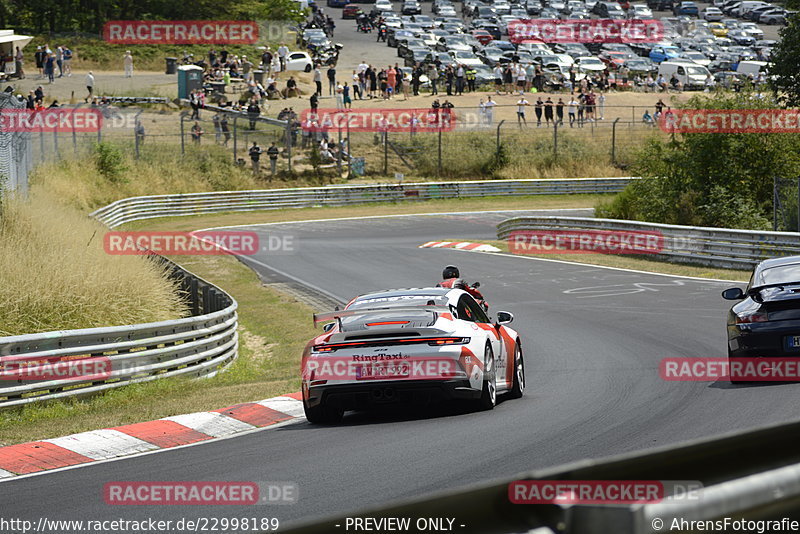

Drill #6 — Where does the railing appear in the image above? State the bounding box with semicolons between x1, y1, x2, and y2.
0;257;238;408
282;418;800;533
497;216;800;270
90;178;635;228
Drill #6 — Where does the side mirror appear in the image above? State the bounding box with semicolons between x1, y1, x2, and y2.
472;281;481;288
323;322;336;332
722;287;745;300
496;311;514;325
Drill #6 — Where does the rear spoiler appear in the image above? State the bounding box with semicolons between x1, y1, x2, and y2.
313;305;452;326
749;282;800;301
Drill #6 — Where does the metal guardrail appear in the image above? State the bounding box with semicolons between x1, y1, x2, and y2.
284;418;800;534
0;257;238;408
90;178;635;228
497;216;800;270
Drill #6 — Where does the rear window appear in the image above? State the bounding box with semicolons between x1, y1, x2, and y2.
753;264;800;287
348;295;449;309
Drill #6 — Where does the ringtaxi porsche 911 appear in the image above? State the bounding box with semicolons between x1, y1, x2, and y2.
300;288;525;424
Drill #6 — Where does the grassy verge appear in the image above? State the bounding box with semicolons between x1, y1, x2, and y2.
0;252;314;445
0;192;187;336
450;238;750;281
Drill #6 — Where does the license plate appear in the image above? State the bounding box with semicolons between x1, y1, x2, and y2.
355;361;410;380
785;336;800;349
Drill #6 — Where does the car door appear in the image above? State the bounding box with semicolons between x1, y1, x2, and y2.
455;294;506;387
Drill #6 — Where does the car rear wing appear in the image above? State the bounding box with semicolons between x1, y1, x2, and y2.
312;305;452;326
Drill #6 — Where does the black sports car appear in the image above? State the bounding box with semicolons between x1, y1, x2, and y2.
723;256;800;370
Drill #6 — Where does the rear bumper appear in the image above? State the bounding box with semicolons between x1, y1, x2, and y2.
304;379;479;410
728;320;800;358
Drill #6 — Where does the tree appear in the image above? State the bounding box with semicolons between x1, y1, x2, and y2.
770;11;800;106
597;91;800;229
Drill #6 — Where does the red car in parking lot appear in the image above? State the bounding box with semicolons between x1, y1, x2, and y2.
471;29;494;45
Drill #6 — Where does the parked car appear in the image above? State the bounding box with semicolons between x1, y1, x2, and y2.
702;6;724;20
627;3;654;17
673;1;699;15
649;44;681;62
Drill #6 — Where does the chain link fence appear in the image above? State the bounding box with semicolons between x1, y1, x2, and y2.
0;93;34;197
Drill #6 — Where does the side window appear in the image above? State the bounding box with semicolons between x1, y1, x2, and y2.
677;66;685;75
457;295;490;324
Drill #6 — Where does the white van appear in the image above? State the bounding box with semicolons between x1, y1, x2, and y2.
658;61;711;89
734;1;768;17
736;60;769;76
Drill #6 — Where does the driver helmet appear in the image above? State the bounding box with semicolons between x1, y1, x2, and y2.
442;265;460;279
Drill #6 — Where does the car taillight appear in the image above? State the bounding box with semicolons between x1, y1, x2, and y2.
735;311;769;324
428;337;471;346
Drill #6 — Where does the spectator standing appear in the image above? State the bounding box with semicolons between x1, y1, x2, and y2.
343;82;352;109
386;65;397;98
335;82;344;109
493;65;503;94
517;97;529;127
597;92;605;120
310;93;319;113
85;71;95;102
63;46;72;76
484;95;495;125
56;46;63;77
314;66;322;96
428;64;439;95
277;44;289;71
455;64;465;95
123;50;134;77
44;53;55;83
544;97;554;126
412;64;422;96
567;96;577;127
34;46;45;78
327;65;337;95
534;97;543;127
465;66;476;92
14;47;24;79
267;142;280;177
241;56;253;82
249;142;262;176
212;113;222;143
556;98;565;126
191;121;203;144
220;114;231;146
247;99;260;130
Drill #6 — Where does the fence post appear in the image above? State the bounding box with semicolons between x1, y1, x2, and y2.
774;175;779;231
611;117;620;165
553;119;558;160
496;120;504;163
346;119;352;180
337;125;342;176
71;104;80;155
232;115;239;163
383;131;388;175
53;129;59;160
39;126;45;162
286;120;293;173
437;125;442;177
134;109;143;160
180;113;187;156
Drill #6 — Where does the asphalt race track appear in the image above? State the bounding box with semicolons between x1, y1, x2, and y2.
6;209;800;532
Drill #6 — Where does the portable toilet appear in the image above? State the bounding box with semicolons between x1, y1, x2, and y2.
177;65;203;99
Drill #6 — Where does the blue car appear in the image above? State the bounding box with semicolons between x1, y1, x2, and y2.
327;0;348;7
673;1;699;16
649;45;680;63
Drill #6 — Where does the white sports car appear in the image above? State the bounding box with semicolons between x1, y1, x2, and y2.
301;288;525;424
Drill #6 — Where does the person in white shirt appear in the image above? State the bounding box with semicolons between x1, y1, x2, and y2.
516;97;529;127
516;64;526;94
478;98;486;127
123;50;134;77
493;66;504;95
567;97;578;127
357;61;369;74
277;44;289;71
597;92;605;120
484;96;495;125
85;71;95;102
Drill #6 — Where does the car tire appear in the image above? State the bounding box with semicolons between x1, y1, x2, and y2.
304;64;312;73
477;344;497;411
728;348;746;385
304;398;344;424
508;343;525;399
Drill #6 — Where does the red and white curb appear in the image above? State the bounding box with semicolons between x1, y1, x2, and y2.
420;241;501;253
0;393;304;479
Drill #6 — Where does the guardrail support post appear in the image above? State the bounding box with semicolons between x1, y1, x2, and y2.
553;119;558;160
437;125;442;177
